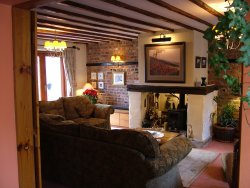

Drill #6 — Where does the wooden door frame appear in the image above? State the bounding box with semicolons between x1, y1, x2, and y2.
12;7;41;188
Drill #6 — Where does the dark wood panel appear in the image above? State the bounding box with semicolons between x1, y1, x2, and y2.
127;84;218;95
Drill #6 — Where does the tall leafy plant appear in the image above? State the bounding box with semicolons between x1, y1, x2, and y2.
203;0;250;105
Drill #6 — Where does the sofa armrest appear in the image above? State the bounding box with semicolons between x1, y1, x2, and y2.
93;104;114;129
159;137;192;172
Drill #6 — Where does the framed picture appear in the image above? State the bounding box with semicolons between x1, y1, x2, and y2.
112;72;125;85
145;42;185;83
98;72;104;80
91;72;97;80
91;81;97;89
195;56;201;68
98;82;104;89
201;57;207;68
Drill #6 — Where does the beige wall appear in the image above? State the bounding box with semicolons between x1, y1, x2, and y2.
138;29;208;86
0;4;19;188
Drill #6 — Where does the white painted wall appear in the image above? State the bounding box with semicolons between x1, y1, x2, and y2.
138;29;208;86
187;91;218;141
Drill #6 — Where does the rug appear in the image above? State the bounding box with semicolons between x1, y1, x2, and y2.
178;148;219;187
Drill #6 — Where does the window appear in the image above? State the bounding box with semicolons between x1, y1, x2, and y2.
37;52;67;101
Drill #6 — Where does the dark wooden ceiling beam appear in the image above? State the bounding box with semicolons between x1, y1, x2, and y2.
100;0;207;32
37;19;137;39
37;27;121;41
37;36;90;44
146;0;212;26
188;0;223;18
15;0;63;9
40;6;154;33
37;23;134;41
38;12;140;35
37;33;107;42
60;1;174;32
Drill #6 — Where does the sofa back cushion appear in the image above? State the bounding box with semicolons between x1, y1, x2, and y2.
39;98;65;116
80;126;160;158
63;96;95;120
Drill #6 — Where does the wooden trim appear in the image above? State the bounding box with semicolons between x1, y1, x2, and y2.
59;1;174;31
100;0;204;32
38;12;140;35
12;7;36;188
60;57;67;97
39;6;154;33
30;12;42;188
37;52;48;100
15;0;63;9
127;84;218;95
38;19;137;39
86;61;138;67
37;25;126;41
188;0;223;18
146;0;212;26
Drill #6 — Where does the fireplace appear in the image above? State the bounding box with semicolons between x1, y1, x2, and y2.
167;109;187;132
127;84;218;142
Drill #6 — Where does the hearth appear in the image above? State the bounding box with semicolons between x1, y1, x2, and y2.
167;109;187;132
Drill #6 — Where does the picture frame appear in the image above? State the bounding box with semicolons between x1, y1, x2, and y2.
91;81;97;89
98;82;104;89
195;56;201;68
98;72;104;80
91;72;97;80
112;72;125;85
201;57;207;68
145;42;185;83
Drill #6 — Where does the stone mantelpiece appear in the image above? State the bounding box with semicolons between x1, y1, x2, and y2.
127;84;218;142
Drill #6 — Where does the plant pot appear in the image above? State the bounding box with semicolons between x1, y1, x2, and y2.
213;124;235;143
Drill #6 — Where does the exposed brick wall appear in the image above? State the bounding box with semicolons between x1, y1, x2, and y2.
208;49;242;119
87;40;138;63
87;65;138;108
87;40;138;108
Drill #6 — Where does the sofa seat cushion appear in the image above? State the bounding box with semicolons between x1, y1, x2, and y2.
73;118;108;129
62;96;95;120
80;126;160;158
39;98;65;116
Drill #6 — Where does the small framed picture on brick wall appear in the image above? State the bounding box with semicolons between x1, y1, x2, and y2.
112;72;125;85
91;72;97;80
98;72;104;80
98;82;104;89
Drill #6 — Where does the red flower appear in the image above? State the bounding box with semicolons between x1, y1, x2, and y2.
83;89;98;99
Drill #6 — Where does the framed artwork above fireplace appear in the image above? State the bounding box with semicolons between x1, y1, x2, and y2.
145;42;186;83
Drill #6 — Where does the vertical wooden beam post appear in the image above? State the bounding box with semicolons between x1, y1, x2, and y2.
12;7;37;188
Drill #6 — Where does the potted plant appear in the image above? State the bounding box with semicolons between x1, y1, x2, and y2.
213;103;238;142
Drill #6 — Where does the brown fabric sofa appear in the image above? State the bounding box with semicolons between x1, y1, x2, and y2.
40;123;192;188
39;96;114;130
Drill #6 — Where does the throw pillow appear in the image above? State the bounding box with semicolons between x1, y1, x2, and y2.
75;98;95;118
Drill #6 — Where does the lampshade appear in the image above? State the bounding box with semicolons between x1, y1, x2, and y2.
115;55;121;62
111;55;116;62
83;83;94;91
111;55;122;62
44;40;67;52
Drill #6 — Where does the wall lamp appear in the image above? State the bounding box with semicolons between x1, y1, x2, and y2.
152;34;171;43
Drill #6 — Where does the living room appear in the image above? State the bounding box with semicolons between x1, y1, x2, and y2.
0;0;250;188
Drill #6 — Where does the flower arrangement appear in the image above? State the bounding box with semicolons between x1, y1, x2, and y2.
83;89;98;104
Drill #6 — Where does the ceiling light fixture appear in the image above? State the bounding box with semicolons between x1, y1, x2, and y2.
152;34;171;43
44;40;67;52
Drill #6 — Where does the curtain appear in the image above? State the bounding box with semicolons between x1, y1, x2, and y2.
63;48;76;96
